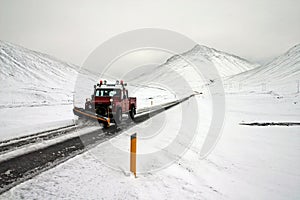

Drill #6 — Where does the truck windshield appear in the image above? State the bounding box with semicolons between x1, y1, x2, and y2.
95;89;120;97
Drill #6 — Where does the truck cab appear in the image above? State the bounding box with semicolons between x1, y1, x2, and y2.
85;80;137;126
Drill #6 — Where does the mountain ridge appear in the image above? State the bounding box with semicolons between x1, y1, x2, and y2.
0;40;78;106
225;43;300;94
163;44;259;78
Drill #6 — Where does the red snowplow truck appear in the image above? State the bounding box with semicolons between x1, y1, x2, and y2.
73;80;136;128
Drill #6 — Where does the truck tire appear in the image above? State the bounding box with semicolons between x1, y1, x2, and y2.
129;106;136;120
115;108;122;124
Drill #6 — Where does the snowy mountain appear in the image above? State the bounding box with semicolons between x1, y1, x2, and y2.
181;44;258;77
158;44;258;79
126;44;258;96
226;44;300;94
0;40;78;107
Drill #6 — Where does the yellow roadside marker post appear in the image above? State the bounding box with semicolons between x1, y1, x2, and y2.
130;133;137;177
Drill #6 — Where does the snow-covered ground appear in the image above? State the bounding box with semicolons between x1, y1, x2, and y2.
0;105;74;141
0;41;177;141
1;40;299;199
0;41;78;141
1;92;299;200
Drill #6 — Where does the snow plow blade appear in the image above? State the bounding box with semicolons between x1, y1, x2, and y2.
73;107;112;127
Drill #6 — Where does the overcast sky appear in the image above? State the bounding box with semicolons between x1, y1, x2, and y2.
0;0;299;66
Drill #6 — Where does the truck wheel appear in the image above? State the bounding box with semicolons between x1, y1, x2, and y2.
129;106;136;120
115;108;122;124
102;121;109;129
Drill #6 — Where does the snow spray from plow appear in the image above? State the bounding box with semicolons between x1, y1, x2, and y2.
73;28;226;174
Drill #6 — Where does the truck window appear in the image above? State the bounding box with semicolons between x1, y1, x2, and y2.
96;89;121;97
